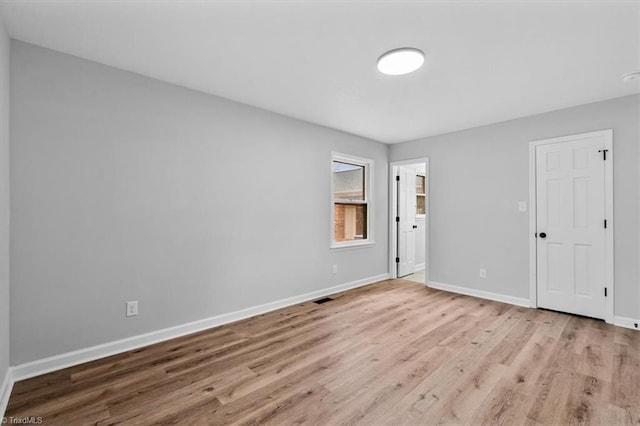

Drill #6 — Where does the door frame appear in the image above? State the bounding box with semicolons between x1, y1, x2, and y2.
528;129;614;323
389;157;430;282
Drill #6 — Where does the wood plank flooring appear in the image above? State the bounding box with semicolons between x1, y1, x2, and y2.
6;279;640;425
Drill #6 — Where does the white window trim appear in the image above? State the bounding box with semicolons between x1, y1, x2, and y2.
330;152;375;249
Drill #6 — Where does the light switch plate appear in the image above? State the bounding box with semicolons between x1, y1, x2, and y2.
518;201;527;212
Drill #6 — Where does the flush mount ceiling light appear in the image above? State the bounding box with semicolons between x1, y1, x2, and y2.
377;48;424;76
621;71;640;83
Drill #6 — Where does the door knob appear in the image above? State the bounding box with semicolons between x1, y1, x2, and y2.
539;232;547;239
412;225;418;229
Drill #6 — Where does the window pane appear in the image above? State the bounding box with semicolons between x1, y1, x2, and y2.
333;161;364;201
334;203;367;242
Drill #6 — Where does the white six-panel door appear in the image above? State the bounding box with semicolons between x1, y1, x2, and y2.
535;131;611;320
397;166;417;277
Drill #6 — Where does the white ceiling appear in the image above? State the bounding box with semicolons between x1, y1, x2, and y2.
0;0;638;144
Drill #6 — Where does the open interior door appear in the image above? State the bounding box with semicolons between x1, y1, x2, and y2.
397;166;417;277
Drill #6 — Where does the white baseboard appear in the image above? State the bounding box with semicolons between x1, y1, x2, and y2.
415;263;425;271
10;273;389;382
0;367;13;419
614;316;640;331
427;281;530;308
428;281;640;329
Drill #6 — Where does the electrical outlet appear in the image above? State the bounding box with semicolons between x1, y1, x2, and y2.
126;301;138;317
332;264;338;274
518;201;527;212
479;268;487;279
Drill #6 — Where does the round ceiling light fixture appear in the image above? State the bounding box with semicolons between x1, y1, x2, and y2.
621;71;640;83
377;47;424;76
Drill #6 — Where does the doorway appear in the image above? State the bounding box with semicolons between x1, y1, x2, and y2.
390;158;429;283
529;130;613;322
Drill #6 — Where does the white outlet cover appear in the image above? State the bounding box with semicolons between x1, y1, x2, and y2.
518;201;527;212
126;301;138;317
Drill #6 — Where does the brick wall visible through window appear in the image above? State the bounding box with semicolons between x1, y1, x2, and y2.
332;155;372;246
334;204;367;241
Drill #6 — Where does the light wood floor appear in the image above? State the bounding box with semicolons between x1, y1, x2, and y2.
6;279;640;425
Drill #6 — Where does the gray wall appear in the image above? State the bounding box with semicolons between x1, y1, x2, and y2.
10;42;389;365
0;15;10;385
390;95;640;318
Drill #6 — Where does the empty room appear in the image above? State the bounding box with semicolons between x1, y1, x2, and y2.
0;0;639;424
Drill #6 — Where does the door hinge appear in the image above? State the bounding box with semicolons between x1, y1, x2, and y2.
396;175;400;181
396;216;400;222
598;149;608;160
395;257;400;263
604;219;607;229
604;287;608;297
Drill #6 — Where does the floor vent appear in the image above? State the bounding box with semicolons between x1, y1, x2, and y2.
314;297;334;304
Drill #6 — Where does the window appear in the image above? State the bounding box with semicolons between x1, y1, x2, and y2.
416;174;426;215
332;153;373;247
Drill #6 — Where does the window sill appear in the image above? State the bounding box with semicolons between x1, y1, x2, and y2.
330;241;376;251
